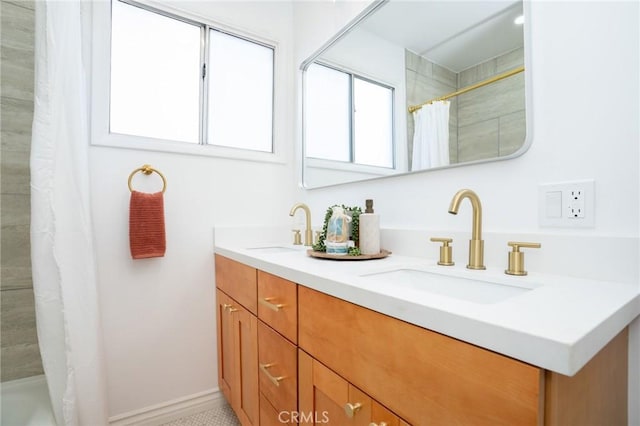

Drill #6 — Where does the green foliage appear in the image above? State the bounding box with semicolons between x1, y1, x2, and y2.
312;204;362;253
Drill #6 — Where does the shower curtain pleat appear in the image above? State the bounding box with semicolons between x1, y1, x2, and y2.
31;2;108;425
411;101;451;170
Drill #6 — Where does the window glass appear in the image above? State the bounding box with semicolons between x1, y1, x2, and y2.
354;77;394;168
110;1;200;143
208;30;274;152
305;64;351;162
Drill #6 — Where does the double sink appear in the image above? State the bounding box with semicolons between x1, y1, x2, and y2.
245;245;540;305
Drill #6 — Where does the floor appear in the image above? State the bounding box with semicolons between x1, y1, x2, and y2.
161;402;240;426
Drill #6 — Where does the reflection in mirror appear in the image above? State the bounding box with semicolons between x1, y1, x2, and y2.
302;0;529;188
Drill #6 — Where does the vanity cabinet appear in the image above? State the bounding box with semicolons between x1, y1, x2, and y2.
215;255;629;426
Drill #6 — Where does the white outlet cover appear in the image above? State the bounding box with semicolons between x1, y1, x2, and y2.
539;180;595;228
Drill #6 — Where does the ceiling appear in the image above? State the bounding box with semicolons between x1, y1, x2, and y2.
361;0;524;73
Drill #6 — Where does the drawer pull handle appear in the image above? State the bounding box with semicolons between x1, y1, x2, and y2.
260;297;284;312
369;423;388;426
259;363;284;387
222;304;237;313
344;402;362;418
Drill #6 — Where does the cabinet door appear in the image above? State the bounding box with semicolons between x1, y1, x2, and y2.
299;349;371;426
260;392;286;426
216;290;234;404
233;303;259;426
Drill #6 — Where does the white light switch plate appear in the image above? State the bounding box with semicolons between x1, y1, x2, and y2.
539;180;595;228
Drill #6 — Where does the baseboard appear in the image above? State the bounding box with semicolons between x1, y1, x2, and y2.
108;388;225;426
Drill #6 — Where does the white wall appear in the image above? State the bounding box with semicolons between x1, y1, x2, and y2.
89;1;295;418
293;1;639;424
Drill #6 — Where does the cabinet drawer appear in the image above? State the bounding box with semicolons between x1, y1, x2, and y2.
298;286;543;425
258;321;297;413
215;254;257;314
258;271;297;343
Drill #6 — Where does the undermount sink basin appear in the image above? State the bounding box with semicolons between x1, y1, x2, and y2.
245;246;302;254
360;268;540;304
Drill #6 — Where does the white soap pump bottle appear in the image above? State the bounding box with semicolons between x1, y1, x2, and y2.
359;199;380;255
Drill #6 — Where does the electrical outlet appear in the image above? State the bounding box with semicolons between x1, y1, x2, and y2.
567;189;585;218
539;180;594;227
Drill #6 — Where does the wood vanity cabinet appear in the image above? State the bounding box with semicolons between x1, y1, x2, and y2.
215;255;628;426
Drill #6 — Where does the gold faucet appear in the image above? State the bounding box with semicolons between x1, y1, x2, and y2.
448;189;485;270
289;203;313;247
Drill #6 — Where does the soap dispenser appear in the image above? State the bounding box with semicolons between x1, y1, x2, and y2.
359;199;380;255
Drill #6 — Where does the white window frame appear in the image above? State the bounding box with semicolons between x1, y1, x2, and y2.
90;0;284;164
304;61;396;170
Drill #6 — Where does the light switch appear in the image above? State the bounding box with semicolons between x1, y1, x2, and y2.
545;191;562;218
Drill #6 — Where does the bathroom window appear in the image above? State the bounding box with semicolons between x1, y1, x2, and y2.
108;0;274;153
305;63;394;168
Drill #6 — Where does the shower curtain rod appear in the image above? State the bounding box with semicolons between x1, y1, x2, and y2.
408;65;525;113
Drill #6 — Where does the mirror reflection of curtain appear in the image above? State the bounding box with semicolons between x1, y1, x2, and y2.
411;101;450;170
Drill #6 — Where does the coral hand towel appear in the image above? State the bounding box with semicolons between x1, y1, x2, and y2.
129;191;166;259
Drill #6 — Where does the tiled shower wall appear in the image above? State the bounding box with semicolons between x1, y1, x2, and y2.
1;0;43;381
405;48;525;168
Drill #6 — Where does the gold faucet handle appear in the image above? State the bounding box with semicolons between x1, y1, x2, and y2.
292;229;302;245
430;237;454;266
506;241;541;276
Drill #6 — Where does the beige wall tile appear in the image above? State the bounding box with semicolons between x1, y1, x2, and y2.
457;73;525;127
1;45;35;101
499;109;527;156
1;193;30;226
459;59;497;87
1;288;39;348
4;0;35;10
0;1;35;51
1;265;32;290
458;118;499;163
1;224;31;270
497;47;525;73
1;0;38;383
1;344;43;382
1;149;31;194
1;97;34;152
432;62;457;88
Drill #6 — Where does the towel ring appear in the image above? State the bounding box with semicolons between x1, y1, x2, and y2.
128;164;167;193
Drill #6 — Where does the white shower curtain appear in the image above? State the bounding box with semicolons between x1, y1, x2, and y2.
31;1;108;425
411;100;451;170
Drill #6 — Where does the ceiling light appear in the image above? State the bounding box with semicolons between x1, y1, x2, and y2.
514;15;525;25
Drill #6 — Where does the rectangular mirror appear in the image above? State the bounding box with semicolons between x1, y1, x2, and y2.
301;0;531;188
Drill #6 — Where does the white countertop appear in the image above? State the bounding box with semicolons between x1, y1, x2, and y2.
214;238;640;376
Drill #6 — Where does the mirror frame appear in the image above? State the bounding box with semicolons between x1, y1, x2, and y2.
300;0;534;189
